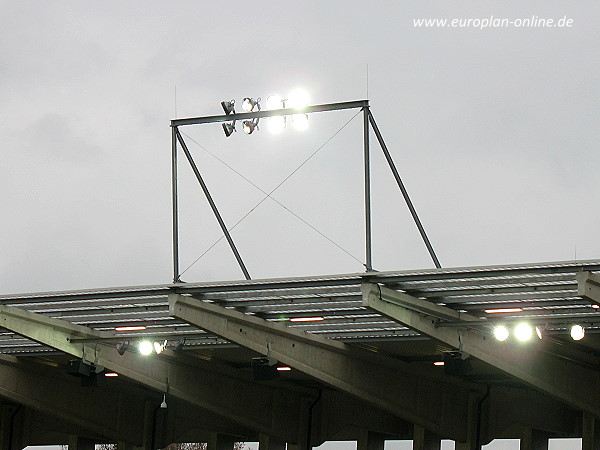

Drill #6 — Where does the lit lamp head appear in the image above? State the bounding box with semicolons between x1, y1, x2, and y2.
514;323;533;342
242;118;259;135
292;113;309;131
493;325;509;342
288;89;309;109
138;340;154;356
241;97;261;112
266;94;285;110
570;324;585;341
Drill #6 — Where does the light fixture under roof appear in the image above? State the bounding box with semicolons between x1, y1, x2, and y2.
493;325;510;341
433;361;445;366
514;323;533;342
290;316;324;322
115;325;147;332
104;372;119;377
570;324;585;341
485;308;523;314
154;340;167;354
277;366;292;371
138;340;154;356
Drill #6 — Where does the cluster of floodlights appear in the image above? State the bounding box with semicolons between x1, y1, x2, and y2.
221;89;310;137
492;323;586;342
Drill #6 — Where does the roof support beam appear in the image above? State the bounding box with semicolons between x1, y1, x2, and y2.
169;293;478;441
0;303;303;440
577;271;600;305
362;283;600;418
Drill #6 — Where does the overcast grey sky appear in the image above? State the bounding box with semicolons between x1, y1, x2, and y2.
2;1;597;449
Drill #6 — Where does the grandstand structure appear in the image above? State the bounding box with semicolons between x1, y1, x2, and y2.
1;101;599;449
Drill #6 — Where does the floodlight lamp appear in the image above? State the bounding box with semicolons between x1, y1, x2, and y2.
221;99;236;115
514;323;533;342
266;94;285;110
154;340;167;354
116;341;129;355
241;97;261;112
242;118;259;135
268;116;286;134
493;325;509;342
292;113;309;131
222;121;236;137
535;326;543;340
288;89;309;109
570;324;585;341
138;340;154;356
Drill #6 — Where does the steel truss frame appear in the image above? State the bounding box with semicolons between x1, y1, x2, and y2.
170;100;440;283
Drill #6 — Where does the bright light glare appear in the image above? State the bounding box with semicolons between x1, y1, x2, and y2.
104;372;119;377
277;366;292;371
514;323;533;341
115;325;146;331
266;94;284;110
292;113;309;131
290;316;324;322
268;116;286;134
493;325;509;342
138;340;154;356
433;361;445;366
241;97;258;112
570;324;585;341
485;308;523;314
535;326;543;340
288;89;309;109
154;340;166;354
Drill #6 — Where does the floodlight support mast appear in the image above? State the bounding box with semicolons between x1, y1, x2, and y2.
363;106;372;271
169;99;440;282
367;110;442;268
175;130;251;281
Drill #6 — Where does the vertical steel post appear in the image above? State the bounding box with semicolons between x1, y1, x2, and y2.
171;126;180;282
363;106;373;271
175;130;251;280
367;111;442;269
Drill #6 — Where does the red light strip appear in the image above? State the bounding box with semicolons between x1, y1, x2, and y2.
115;325;147;331
484;308;523;314
290;317;324;322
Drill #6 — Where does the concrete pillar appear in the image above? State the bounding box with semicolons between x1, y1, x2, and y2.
413;425;440;450
259;433;286;450
0;404;24;450
68;435;96;450
455;392;480;450
207;432;237;450
357;430;384;450
0;404;14;448
520;429;548;450
582;413;600;450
